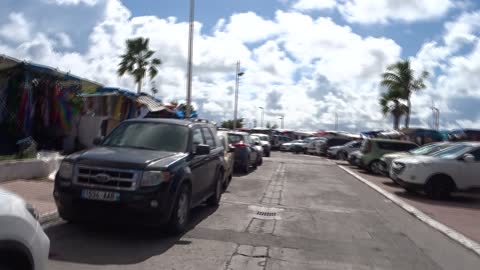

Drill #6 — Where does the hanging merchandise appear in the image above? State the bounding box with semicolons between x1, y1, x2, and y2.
0;77;8;124
113;95;123;120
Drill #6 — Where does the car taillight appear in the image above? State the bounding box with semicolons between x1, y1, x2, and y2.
234;141;247;148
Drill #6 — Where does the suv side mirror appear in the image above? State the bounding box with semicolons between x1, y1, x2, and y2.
462;154;475;163
93;136;103;146
195;144;210;155
254;141;260;146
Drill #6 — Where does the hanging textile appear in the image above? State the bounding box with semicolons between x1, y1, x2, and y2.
113;95;123;120
0;77;8;124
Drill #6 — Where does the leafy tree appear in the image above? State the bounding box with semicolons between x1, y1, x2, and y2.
380;59;429;128
221;119;244;129
118;37;162;94
271;124;279;129
379;89;408;130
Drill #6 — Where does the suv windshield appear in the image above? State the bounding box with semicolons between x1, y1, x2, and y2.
102;122;189;152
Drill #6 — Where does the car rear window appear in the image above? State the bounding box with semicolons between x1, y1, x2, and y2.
228;134;244;144
377;141;417;151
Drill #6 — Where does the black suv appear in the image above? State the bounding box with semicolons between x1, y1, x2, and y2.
54;119;225;233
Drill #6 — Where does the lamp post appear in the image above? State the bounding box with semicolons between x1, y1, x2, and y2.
259;107;264;127
233;61;244;130
279;116;284;129
185;0;195;118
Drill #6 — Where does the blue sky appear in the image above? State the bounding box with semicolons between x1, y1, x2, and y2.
1;0;480;131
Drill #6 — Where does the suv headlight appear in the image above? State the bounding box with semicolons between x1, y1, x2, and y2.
26;203;39;220
141;171;172;187
58;161;74;179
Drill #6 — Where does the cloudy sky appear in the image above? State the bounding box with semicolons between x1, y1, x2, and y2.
1;0;480;131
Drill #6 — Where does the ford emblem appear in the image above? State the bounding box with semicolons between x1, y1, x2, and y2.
95;173;111;183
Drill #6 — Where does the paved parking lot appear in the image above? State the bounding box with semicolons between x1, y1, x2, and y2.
43;152;480;270
336;160;480;244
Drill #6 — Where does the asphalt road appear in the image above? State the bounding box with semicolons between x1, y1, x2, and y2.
46;152;480;270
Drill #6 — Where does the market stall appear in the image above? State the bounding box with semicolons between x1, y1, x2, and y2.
0;54;101;155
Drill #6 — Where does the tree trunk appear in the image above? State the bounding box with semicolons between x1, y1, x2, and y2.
405;98;411;128
393;114;400;130
137;77;142;94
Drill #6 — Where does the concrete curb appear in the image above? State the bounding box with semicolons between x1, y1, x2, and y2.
338;165;480;257
39;210;59;225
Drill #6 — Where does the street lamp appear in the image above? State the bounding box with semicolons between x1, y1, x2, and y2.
185;0;195;118
279;116;284;129
233;61;244;130
259;107;264;127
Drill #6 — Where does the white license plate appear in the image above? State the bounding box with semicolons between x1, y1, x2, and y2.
81;190;120;202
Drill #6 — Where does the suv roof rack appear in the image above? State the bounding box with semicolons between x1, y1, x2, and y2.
188;118;217;125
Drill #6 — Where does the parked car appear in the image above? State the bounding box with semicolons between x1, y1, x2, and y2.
217;131;235;190
380;142;451;176
251;134;271;157
228;132;262;173
54;119;226;234
250;136;264;165
391;142;480;199
336;140;362;160
0;188;50;270
306;137;326;154
359;138;418;174
316;138;354;156
280;140;305;152
348;150;363;166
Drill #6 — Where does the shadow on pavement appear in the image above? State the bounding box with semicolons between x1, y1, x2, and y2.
46;205;218;265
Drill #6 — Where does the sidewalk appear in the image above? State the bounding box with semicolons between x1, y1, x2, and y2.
0;179;57;224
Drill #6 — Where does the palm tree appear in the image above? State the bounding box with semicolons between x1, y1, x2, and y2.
118;37;162;94
379;89;408;130
380;59;429;128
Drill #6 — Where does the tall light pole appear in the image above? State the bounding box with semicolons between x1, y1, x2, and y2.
279;116;284;129
336;113;339;130
233;61;244;130
259;107;264;127
185;0;195;118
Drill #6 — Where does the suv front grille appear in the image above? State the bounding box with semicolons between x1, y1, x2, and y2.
74;165;140;191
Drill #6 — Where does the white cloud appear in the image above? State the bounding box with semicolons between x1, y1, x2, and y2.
214;12;281;43
4;0;480;131
338;0;453;24
292;0;337;11
46;0;99;5
0;12;31;43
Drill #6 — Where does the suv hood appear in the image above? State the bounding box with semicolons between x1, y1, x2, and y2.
382;152;410;160
394;155;436;164
69;147;183;170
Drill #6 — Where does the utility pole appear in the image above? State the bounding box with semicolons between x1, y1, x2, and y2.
185;0;195;118
335;112;338;130
279;116;284;129
233;61;244;130
259;106;264;127
431;100;440;131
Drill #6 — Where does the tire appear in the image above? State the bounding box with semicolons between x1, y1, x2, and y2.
425;176;454;200
258;156;263;166
368;160;382;175
339;151;348;161
266;151;271;157
252;157;258;169
207;171;223;206
243;157;250;173
168;184;191;234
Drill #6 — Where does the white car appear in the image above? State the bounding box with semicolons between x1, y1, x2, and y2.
251;134;271;157
390;142;480;199
335;141;362;160
0;188;50;270
280;140;304;151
